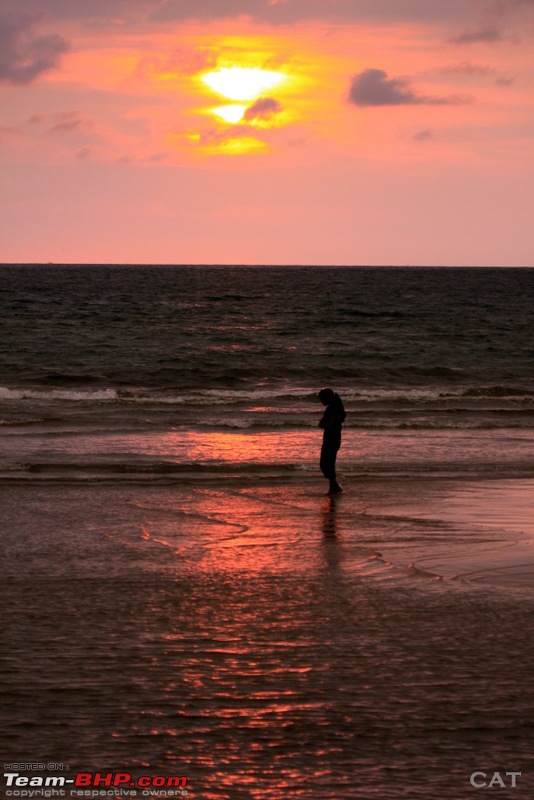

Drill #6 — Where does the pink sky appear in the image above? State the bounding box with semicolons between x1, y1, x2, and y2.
1;0;533;265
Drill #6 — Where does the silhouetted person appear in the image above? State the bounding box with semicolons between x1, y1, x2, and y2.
318;388;346;494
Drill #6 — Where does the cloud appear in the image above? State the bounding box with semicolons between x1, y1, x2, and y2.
199;125;251;144
27;112;47;124
25;110;94;135
3;0;532;31
194;125;268;154
449;0;534;45
135;48;217;81
244;97;282;121
47;111;93;135
76;147;92;160
0;1;151;25
450;25;505;44
413;128;434;141
348;69;473;107
0;12;69;85
143;152;169;162
431;61;516;87
0;124;22;138
495;75;515;86
435;61;496;76
149;0;473;25
48;111;91;133
348;69;421;106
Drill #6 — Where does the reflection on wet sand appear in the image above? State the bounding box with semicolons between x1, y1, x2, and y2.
321;495;339;541
3;478;534;799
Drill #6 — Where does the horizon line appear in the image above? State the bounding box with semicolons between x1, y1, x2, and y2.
1;262;533;269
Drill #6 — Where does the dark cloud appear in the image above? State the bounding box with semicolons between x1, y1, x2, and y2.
48;111;92;135
349;69;422;106
152;0;254;22
0;124;22;138
0;12;69;85
431;61;516;87
143;152;169;162
413;128;433;141
450;26;504;44
0;1;155;25
149;0;473;25
244;97;282;122
495;74;515;86
449;0;534;45
435;61;496;75
348;69;473;107
3;0;533;31
24;110;95;136
27;112;47;124
75;147;92;160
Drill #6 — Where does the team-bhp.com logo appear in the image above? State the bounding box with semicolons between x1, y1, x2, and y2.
3;772;188;796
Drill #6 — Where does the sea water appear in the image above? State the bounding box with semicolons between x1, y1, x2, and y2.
1;265;533;479
1;266;534;799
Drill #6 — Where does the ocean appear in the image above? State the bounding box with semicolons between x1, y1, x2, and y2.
1;265;533;479
1;265;534;799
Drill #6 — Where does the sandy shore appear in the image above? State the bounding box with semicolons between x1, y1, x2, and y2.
2;476;534;799
342;476;534;589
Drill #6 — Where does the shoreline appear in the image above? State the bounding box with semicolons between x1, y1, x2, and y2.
2;473;533;591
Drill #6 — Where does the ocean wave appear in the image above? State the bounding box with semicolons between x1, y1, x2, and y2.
127;384;534;407
0;461;304;479
343;386;534;404
2;459;533;482
196;415;534;431
0;417;49;426
2;382;534;414
0;384;309;406
0;386;119;402
459;385;534;399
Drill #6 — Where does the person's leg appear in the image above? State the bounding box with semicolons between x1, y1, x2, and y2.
320;442;342;494
320;442;333;480
329;479;343;494
328;462;342;494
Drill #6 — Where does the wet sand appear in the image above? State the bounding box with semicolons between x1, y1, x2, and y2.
2;476;534;798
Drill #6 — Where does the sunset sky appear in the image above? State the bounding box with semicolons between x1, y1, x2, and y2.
1;0;533;265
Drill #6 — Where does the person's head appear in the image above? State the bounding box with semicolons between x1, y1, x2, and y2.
318;387;335;406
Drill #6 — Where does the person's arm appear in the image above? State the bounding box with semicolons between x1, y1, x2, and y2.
319;411;336;429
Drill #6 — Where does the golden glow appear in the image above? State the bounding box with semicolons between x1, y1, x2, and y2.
211;105;247;124
211;136;268;155
200;66;286;102
176;129;268;156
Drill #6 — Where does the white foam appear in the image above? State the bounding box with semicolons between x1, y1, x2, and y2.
0;386;118;402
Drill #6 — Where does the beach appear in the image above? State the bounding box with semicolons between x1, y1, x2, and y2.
1;265;533;798
3;473;534;799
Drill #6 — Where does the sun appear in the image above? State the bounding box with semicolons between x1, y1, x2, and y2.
211;105;247;124
200;66;286;102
